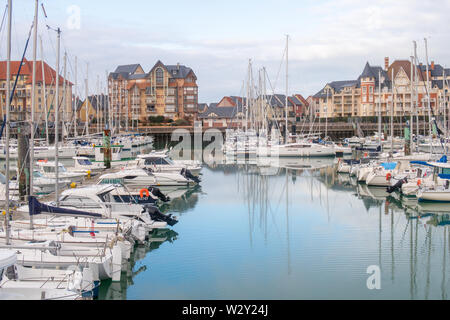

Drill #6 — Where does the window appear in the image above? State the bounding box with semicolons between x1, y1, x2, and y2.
165;105;176;112
156;68;164;85
369;87;373;93
362;87;367;94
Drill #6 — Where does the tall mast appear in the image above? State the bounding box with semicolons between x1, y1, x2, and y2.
285;34;289;142
5;0;12;245
29;0;38;229
74;56;77;137
96;74;100;133
410;56;414;150
106;70;110;130
54;27;61;206
378;70;381;145
62;51;67;141
391;68;394;155
413;41;419;140
424;38;432;140
39;36;49;146
85;62;89;136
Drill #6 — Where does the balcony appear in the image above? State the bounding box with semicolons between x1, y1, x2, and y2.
145;97;156;104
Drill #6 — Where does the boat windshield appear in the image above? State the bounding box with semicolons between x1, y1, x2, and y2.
33;171;43;178
164;157;175;165
77;159;92;166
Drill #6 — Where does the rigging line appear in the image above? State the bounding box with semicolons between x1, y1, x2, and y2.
272;44;287;93
0;3;8;56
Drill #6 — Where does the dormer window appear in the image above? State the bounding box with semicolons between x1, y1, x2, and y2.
156;68;164;85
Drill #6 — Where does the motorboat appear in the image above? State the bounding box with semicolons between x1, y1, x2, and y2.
36;161;86;183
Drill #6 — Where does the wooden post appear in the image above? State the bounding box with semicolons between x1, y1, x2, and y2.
103;129;111;169
17;125;30;200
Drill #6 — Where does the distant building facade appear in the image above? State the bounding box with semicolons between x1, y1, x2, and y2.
314;58;450;119
108;61;199;127
0;59;73;124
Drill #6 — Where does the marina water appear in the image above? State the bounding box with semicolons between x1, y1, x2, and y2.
97;157;449;300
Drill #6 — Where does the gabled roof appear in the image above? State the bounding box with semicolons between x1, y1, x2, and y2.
114;64;141;75
77;94;109;112
165;64;197;80
358;62;389;88
198;103;243;119
0;59;73;86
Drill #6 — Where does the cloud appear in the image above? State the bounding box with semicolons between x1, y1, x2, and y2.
7;1;450;103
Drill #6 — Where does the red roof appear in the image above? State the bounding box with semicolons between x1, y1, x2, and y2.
0;58;73;86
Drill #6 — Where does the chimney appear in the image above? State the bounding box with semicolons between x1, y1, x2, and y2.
177;63;180;70
384;57;389;71
431;60;435;70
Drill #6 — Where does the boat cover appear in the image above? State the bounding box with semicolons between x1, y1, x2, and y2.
28;196;103;218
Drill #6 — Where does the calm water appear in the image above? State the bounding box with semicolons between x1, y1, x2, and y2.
98;157;449;300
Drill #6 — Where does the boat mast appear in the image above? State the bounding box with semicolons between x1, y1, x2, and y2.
391;68;394;155
410;56;414;151
29;0;38;229
4;0;11;245
54;27;61;206
74;56;77;137
285;34;289;143
39;36;49;145
378;70;381;146
62;51;67;142
96;74;100;133
413;41;419;140
85;62;89;136
424;38;432;142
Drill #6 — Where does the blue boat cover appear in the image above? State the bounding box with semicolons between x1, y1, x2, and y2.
380;162;397;170
28;196;103;218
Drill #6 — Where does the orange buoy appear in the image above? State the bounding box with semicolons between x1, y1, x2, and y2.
417;179;422;186
139;188;150;199
386;173;392;181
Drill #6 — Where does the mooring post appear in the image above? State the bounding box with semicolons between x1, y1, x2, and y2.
103;129;111;169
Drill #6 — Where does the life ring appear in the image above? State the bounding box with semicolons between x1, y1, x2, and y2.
386;173;392;181
140;188;150;199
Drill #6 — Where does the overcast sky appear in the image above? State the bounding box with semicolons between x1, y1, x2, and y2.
5;0;450;103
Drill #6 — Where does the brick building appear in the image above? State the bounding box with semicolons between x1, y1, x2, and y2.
108;61;198;127
0;58;73;123
314;58;450;119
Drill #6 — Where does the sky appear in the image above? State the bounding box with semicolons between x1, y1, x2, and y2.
3;0;450;103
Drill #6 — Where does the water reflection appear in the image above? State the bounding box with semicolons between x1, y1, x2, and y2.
98;229;179;300
204;157;449;300
96;154;449;300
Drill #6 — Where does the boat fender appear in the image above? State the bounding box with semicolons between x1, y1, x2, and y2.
140;188;150;199
67;225;75;237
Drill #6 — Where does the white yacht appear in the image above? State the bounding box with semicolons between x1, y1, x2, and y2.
37;161;86;183
0;250;94;300
131;153;202;176
98;168;195;188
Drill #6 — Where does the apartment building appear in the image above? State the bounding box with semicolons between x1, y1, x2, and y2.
314;58;450;119
0;58;73;124
108;61;199;127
